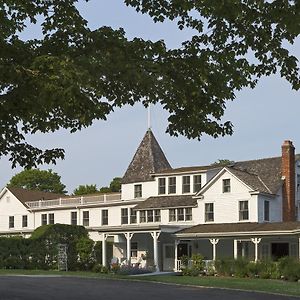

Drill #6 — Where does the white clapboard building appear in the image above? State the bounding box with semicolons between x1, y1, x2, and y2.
1;129;300;271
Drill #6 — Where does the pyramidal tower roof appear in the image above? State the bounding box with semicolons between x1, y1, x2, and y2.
122;129;172;184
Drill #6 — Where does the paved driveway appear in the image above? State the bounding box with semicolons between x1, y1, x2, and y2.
0;276;297;300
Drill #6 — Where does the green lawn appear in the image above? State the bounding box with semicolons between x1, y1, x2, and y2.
0;269;299;297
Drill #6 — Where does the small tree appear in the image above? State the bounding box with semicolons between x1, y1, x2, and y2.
73;184;98;196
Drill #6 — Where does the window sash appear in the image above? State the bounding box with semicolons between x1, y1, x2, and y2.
185;208;192;221
102;210;108;225
177;208;185;221
22;215;28;227
205;203;214;222
83;211;89;226
71;212;77;225
169;209;176;222
134;185;142;198
264;201;270;221
193;175;202;193
140;211;146;223
121;208;128;224
182;176;191;193
147;210;154;222
130;208;137;224
239;201;249;220
223;179;231;193
168;177;176;194
48;213;55;225
158;178;166;195
154;210;161;222
9;216;14;228
41;214;47;225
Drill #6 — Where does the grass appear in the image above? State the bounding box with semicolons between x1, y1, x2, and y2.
0;269;300;297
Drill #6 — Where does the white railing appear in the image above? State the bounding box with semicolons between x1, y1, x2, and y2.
175;259;214;272
25;193;122;209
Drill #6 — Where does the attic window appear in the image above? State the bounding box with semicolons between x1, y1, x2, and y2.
222;179;231;193
134;184;142;198
158;178;166;195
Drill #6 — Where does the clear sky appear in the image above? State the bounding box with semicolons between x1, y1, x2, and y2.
0;1;299;194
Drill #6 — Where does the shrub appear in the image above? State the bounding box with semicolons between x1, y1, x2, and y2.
92;263;109;273
215;258;234;276
278;257;300;281
232;258;249;278
116;264;154;275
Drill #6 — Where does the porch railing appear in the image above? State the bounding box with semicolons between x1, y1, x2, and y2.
175;259;214;272
26;193;122;209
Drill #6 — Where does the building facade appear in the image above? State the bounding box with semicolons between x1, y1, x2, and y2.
1;130;300;271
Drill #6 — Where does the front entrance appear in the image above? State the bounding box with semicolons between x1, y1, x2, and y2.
177;242;191;258
271;243;289;260
163;244;175;271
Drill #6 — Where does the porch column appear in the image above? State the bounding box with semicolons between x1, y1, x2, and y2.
174;240;180;271
151;231;161;272
102;233;108;267
124;232;134;265
233;239;238;259
251;238;262;262
209;238;219;261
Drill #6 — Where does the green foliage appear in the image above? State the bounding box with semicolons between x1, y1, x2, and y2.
181;254;205;276
73;184;98;196
278;257;300;281
211;159;234;166
1;1;300;167
109;177;121;192
76;238;95;270
215;258;234;276
8;169;67;194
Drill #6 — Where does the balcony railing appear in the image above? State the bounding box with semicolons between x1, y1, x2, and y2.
26;193;122;209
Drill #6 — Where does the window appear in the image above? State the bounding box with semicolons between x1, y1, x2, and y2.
168;177;176;194
139;211;146;223
41;214;47;225
264;200;270;221
177;208;185;221
9;216;14;228
130;208;137;224
182;176;191;193
49;213;55;225
102;210;108;225
83;211;89;226
154;210;161;222
22;215;28;228
71;212;77;225
131;242;138;258
121;208;129;224
185;208;193;221
134;184;142;198
205;203;214;222
193;175;202;193
169;208;193;222
169;209;176;222
158;178;166;195
147;210;154;222
223;179;231;193
239;201;249;221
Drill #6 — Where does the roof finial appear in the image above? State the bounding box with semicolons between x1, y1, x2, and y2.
147;104;151;130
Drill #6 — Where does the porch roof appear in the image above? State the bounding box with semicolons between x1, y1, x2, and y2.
176;221;300;238
134;195;197;210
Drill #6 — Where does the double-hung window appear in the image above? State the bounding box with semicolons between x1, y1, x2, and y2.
193;175;202;193
121;208;129;224
168;177;176;194
239;201;249;221
205;203;214;222
134;184;142;198
139;211;146;223
158;178;166;195
49;213;55;225
22;215;28;228
154;210;161;222
102;210;108;225
9;216;14;228
223;179;231;193
264;201;270;221
41;214;47;225
83;211;89;226
130;208;137;224
71;212;77;225
169;209;176;222
182;176;191;193
147;210;154;222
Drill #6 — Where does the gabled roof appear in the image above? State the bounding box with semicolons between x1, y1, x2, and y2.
122;129;171;184
7;187;67;205
134;195;197;210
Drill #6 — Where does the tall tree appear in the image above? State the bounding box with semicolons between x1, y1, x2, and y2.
1;1;299;168
73;184;98;196
8;169;67;194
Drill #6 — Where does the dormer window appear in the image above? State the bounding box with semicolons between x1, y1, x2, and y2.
134;184;142;198
182;176;190;193
158;178;166;195
168;177;176;194
222;179;231;193
193;175;201;193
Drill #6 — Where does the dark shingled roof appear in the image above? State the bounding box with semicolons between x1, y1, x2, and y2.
154;165;218;175
8;187;67;204
122;129;171;184
134;195;197;210
177;221;300;235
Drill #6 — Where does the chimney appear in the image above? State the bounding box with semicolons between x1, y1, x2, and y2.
282;140;296;222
